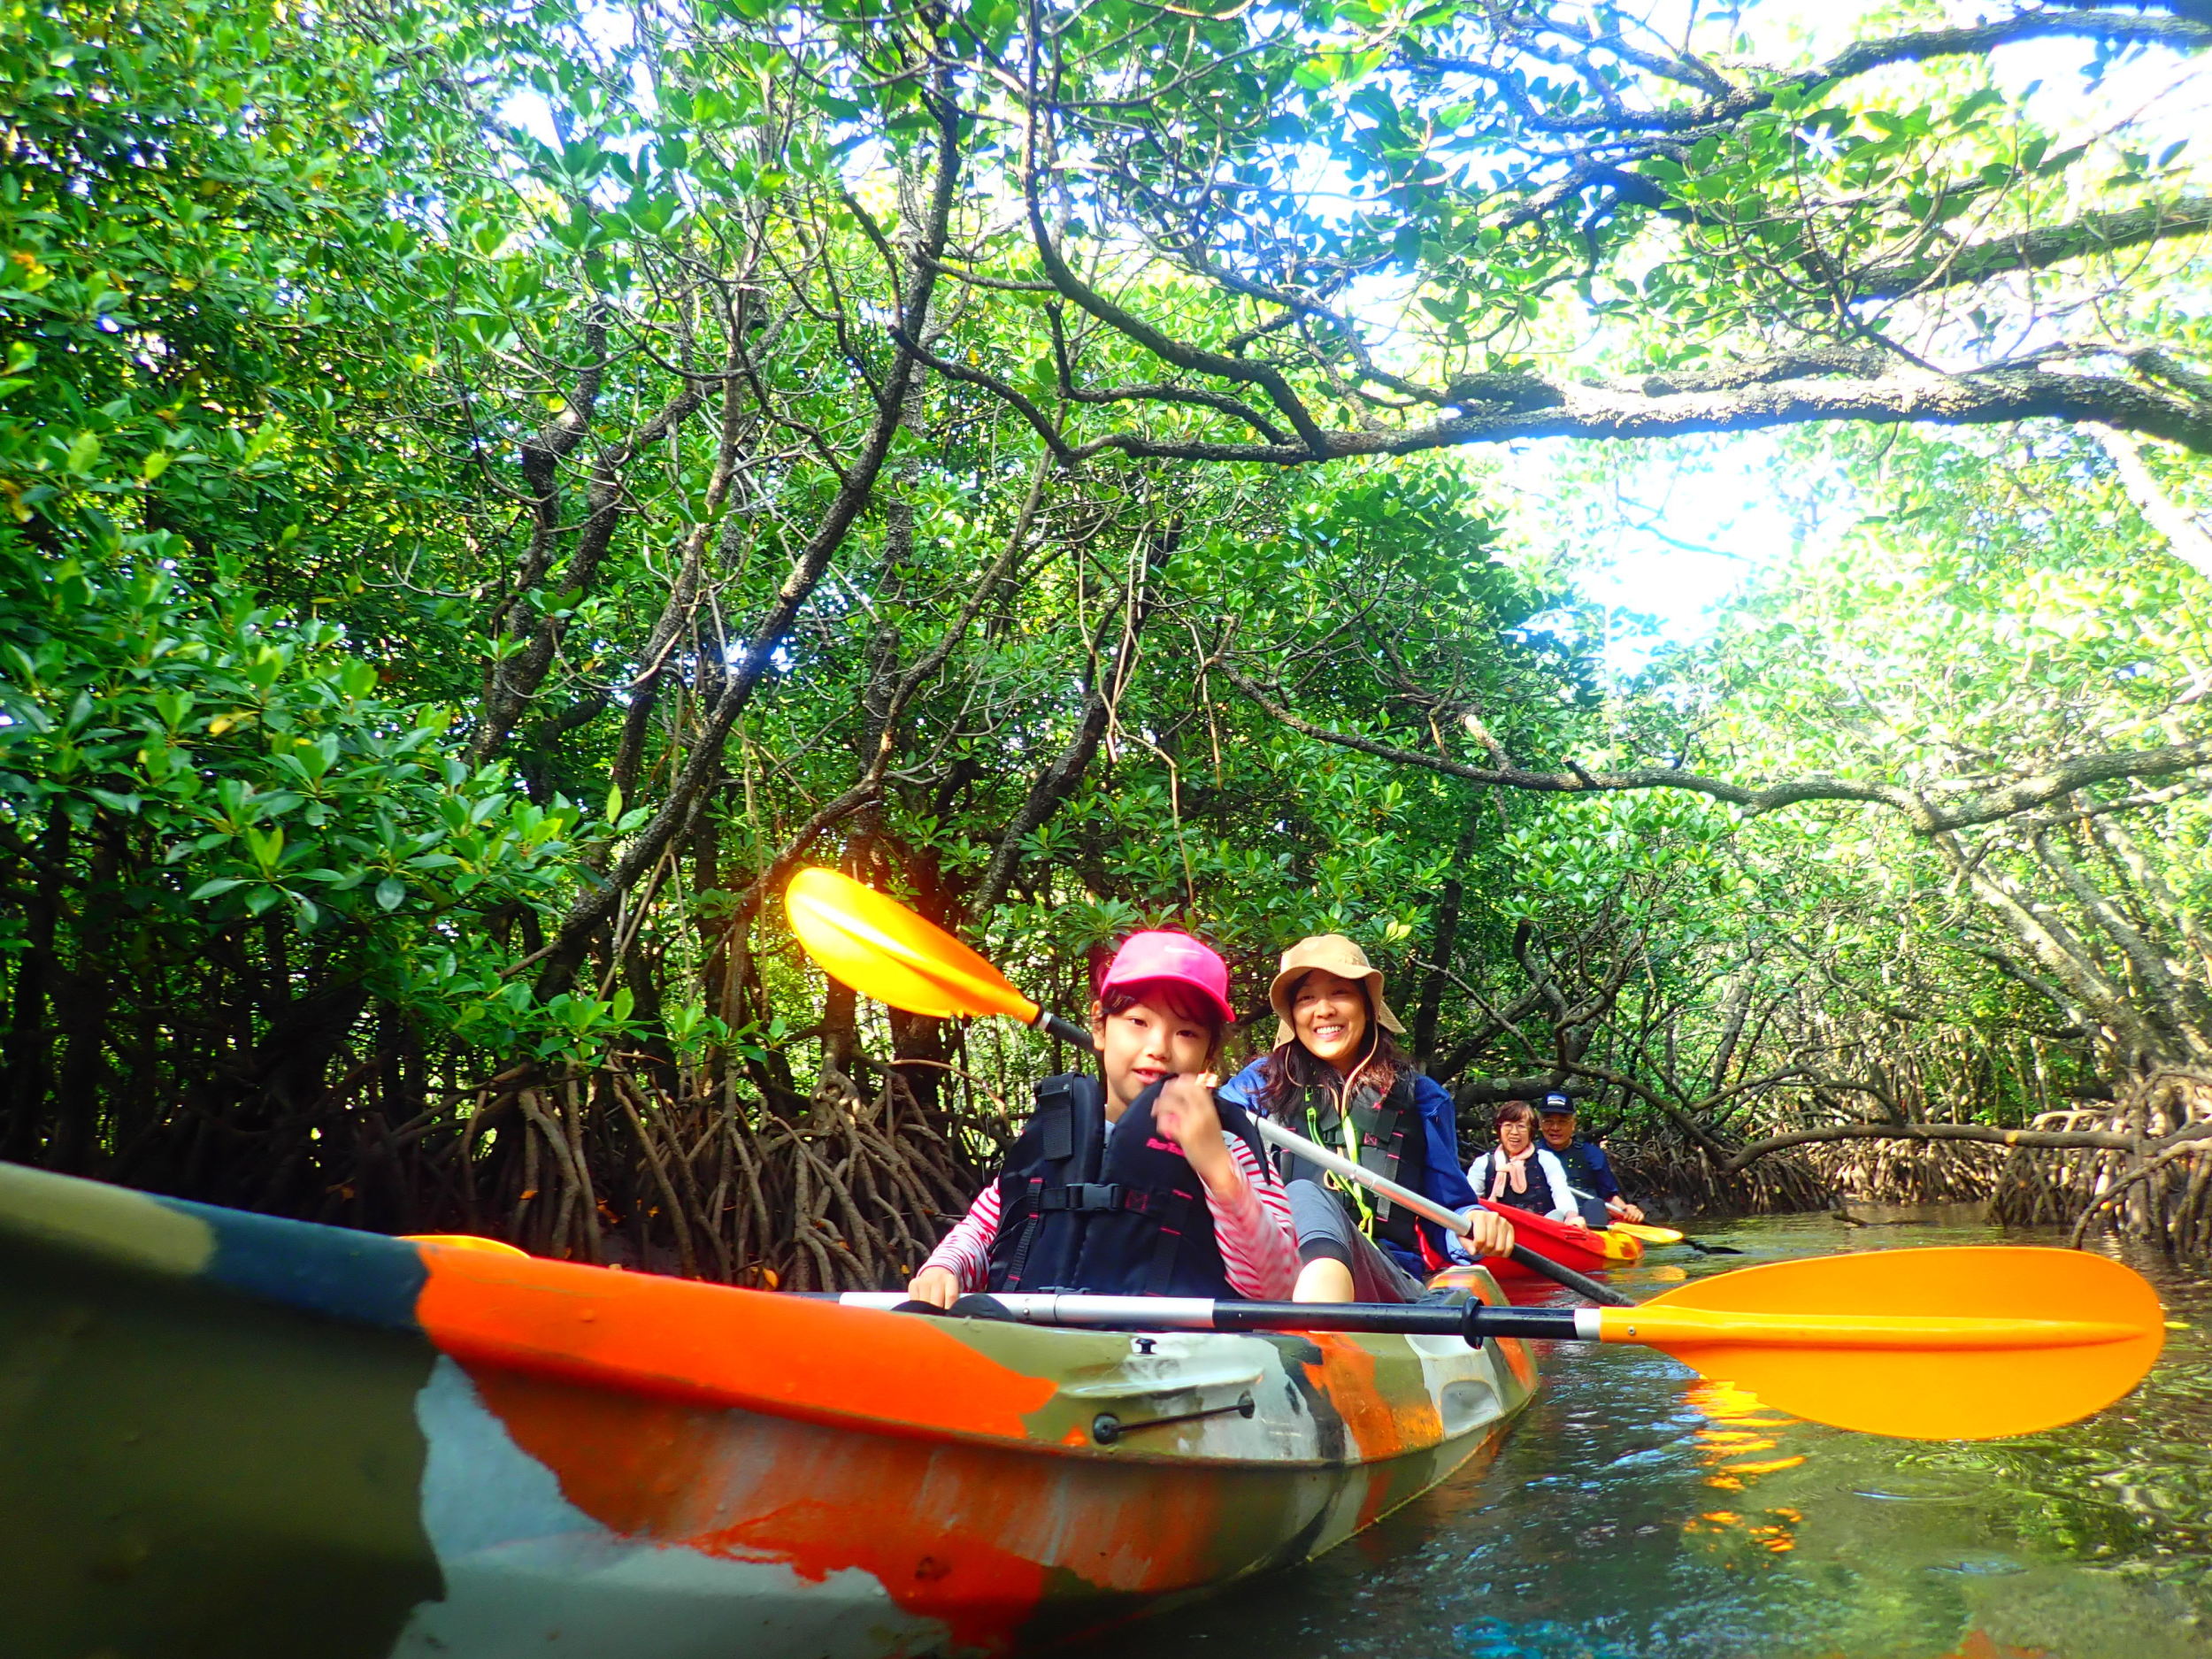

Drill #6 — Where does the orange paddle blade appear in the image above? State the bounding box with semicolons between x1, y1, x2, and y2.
785;867;1040;1025
1612;1221;1686;1245
1607;1246;2162;1440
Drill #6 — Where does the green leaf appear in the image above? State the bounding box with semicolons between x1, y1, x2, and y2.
64;430;104;475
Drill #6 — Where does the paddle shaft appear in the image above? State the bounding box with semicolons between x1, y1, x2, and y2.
839;1292;2147;1353
1249;1115;1637;1309
841;1290;1594;1341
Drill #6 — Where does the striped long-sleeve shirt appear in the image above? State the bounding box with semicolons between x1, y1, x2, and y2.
921;1133;1299;1300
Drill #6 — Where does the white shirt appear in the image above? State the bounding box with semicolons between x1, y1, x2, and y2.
1466;1146;1582;1225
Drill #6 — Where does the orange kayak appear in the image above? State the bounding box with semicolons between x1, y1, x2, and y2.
0;1162;1538;1659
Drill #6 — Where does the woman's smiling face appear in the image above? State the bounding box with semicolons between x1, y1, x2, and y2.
1290;969;1370;1070
1498;1116;1532;1156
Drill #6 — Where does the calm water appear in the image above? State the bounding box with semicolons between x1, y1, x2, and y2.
1109;1214;2212;1659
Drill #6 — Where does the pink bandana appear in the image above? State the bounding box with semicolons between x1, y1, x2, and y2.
1487;1149;1532;1200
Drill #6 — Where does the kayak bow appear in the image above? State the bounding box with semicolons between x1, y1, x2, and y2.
0;1161;1536;1659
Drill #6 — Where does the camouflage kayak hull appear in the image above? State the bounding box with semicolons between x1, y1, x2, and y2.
0;1162;1538;1659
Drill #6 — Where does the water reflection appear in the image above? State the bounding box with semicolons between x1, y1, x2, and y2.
1078;1214;2211;1659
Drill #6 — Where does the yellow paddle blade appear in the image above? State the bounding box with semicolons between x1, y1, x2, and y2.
403;1233;529;1257
1586;1227;1645;1264
1605;1246;2163;1440
785;867;1040;1025
1611;1221;1686;1245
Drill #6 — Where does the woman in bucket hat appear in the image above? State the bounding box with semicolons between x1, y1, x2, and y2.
1217;935;1516;1303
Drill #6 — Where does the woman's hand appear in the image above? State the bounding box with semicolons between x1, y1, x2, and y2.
1153;1072;1236;1195
1562;1212;1589;1232
1459;1206;1517;1258
905;1264;961;1309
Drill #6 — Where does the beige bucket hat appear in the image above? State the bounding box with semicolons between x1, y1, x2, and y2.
1267;934;1406;1048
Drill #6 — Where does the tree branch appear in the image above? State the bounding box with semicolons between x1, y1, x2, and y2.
1856;196;2212;299
1818;9;2212;82
533;93;967;1000
1216;659;2212;830
945;355;2212;462
2093;423;2212;581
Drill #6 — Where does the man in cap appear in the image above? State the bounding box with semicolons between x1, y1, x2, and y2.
1537;1092;1644;1226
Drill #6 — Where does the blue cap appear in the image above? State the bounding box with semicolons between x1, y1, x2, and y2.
1538;1092;1574;1115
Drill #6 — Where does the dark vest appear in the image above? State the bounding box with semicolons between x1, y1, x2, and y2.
1548;1140;1613;1226
985;1073;1269;1299
1275;1074;1425;1254
1474;1148;1562;1218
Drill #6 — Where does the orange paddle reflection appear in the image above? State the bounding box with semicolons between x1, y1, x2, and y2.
1680;1379;1804;1553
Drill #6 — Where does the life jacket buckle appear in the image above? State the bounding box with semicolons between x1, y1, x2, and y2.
1039;1181;1124;1212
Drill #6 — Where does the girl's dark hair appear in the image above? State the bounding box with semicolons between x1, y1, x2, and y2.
1098;980;1226;1061
1256;973;1409;1112
1493;1099;1534;1130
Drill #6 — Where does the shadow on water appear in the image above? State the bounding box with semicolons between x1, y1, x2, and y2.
1082;1214;2212;1659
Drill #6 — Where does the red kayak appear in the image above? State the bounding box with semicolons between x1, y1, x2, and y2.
1475;1198;1644;1281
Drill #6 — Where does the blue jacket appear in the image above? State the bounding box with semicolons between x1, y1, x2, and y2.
1554;1136;1622;1202
1217;1058;1481;1274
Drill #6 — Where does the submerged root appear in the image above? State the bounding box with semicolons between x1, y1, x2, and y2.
114;1058;1002;1289
1992;1070;2212;1256
1606;1132;1832;1217
1612;1068;2212;1258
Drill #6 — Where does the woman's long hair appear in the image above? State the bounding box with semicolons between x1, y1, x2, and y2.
1256;974;1409;1115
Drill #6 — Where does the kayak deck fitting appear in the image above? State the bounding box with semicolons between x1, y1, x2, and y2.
0;1162;1538;1659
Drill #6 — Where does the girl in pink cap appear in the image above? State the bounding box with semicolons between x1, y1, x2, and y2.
906;932;1297;1306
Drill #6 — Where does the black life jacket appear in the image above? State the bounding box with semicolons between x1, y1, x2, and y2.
1548;1139;1613;1227
1274;1073;1425;1255
1472;1147;1563;1218
985;1073;1270;1299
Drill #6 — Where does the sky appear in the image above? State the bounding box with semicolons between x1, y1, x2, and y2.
1504;433;1803;679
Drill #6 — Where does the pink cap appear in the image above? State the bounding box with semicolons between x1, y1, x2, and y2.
1098;931;1236;1025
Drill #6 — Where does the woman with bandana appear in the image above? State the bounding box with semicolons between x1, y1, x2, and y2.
1467;1100;1588;1229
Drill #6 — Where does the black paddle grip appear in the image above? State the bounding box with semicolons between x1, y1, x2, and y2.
1035;1010;1099;1052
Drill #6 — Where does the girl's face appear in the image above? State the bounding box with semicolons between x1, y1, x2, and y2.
1290;969;1370;1070
1498;1117;1532;1156
1092;995;1217;1116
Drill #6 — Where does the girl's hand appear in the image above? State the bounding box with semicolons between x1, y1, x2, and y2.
1153;1072;1235;1194
1460;1206;1517;1258
906;1265;961;1309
